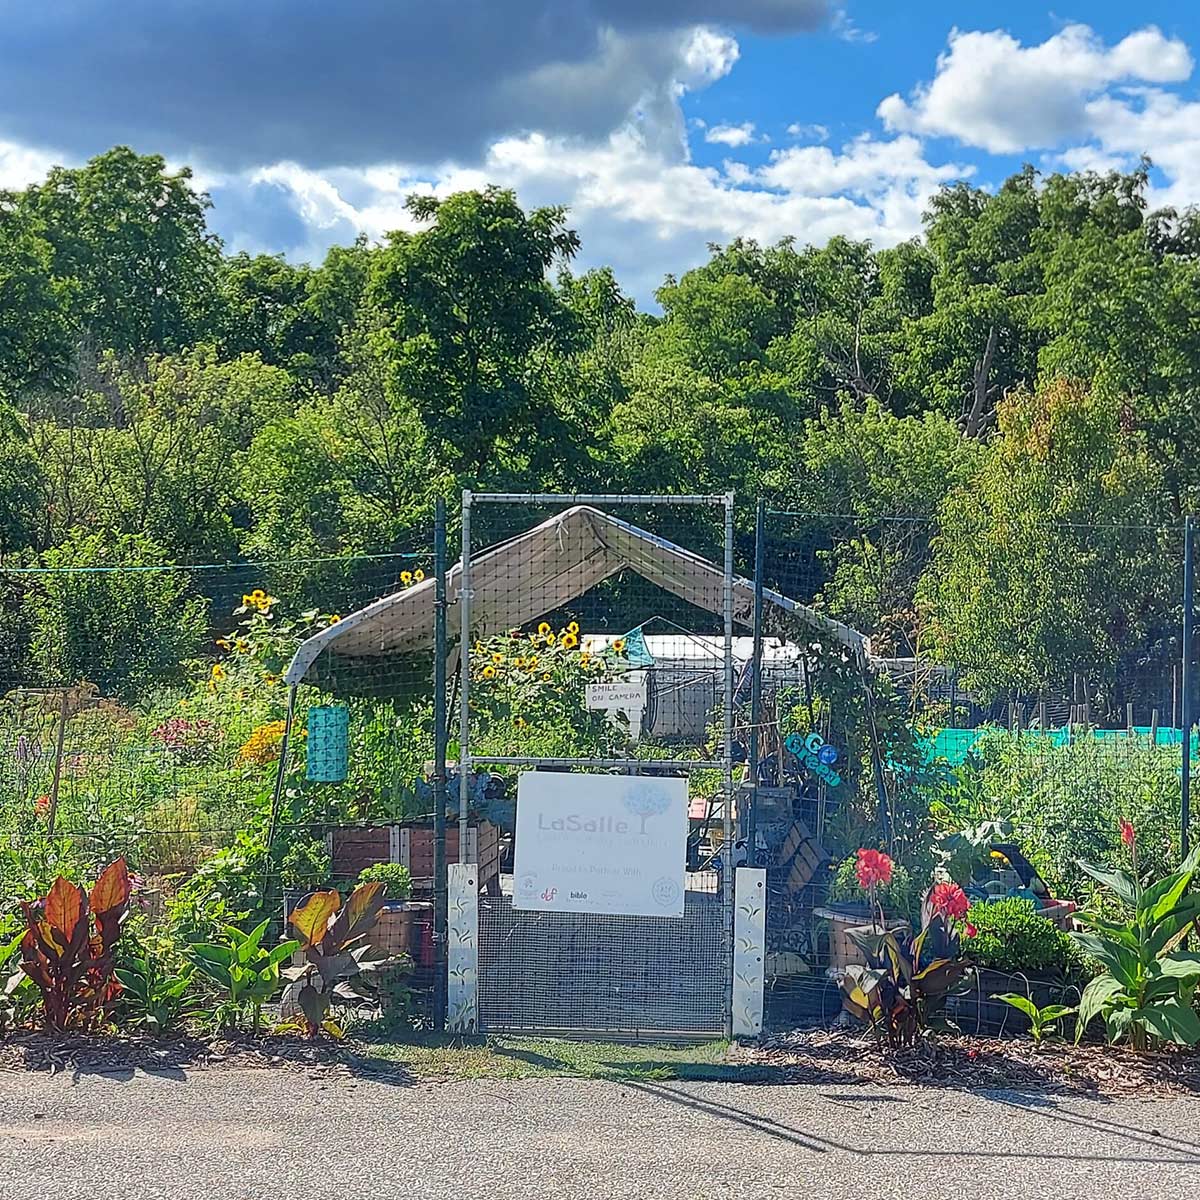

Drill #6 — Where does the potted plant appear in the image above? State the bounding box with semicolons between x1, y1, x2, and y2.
816;852;914;978
356;863;424;961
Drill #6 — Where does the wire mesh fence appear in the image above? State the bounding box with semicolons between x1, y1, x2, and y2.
751;508;1195;1029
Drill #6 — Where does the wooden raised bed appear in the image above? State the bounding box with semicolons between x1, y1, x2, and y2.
327;821;500;894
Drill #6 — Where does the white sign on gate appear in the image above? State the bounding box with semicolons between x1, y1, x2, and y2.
513;771;688;917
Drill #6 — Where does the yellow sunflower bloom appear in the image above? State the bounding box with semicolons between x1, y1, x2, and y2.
545;632;556;646
579;652;591;667
541;672;552;683
537;622;551;636
210;663;227;682
561;632;578;649
263;672;279;686
401;571;413;586
482;665;497;679
491;652;504;665
414;568;426;582
514;716;528;729
612;637;627;655
250;589;266;603
567;621;579;635
241;593;254;607
328;614;341;624
215;637;231;650
527;656;539;670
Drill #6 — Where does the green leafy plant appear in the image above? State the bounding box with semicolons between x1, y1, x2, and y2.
281;838;333;893
19;858;132;1031
1072;825;1200;1049
189;919;299;1033
115;942;201;1033
993;992;1076;1045
936;818;1014;885
282;883;387;1038
356;862;413;901
967;898;1080;977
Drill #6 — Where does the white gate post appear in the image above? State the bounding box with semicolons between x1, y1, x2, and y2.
732;868;766;1040
447;862;478;1033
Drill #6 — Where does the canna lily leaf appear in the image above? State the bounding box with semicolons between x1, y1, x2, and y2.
43;878;84;943
89;857;131;916
1076;974;1126;1044
1133;1002;1200;1046
289;891;341;950
1076;860;1138;909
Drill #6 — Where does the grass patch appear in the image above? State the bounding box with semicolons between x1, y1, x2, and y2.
359;1034;736;1082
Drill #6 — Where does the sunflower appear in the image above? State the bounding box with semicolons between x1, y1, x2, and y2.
537;622;551;636
210;663;227;682
545;631;556;646
527;656;539;670
414;568;426;582
249;589;267;604
540;672;552;683
400;571;413;587
491;652;504;665
579;652;591;668
560;632;578;649
514;716;528;729
262;672;280;686
215;637;231;650
328;613;341;624
567;621;579;635
482;665;497;679
612;637;627;655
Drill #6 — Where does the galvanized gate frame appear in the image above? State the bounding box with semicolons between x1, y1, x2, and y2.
452;491;739;1037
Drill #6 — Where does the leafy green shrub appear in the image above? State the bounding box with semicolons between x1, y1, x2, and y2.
357;862;413;901
281;838;333;892
828;856;917;920
967;898;1079;977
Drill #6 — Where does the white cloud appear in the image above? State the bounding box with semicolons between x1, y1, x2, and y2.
878;23;1193;153
705;122;759;147
787;122;829;141
0;139;58;190
222;125;970;304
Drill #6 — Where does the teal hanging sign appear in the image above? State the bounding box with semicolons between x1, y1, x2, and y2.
307;704;349;782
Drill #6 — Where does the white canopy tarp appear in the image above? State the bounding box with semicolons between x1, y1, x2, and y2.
285;505;865;686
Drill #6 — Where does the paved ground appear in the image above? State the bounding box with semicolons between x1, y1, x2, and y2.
2;1067;1200;1199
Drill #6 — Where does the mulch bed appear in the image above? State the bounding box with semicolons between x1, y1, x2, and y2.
0;1031;399;1079
744;1028;1200;1097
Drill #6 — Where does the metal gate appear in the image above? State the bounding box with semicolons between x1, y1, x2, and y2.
454;492;737;1038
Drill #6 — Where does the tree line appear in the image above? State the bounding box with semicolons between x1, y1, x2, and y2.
1;146;1197;705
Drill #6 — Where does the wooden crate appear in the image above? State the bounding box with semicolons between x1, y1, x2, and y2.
328;821;500;893
778;819;828;893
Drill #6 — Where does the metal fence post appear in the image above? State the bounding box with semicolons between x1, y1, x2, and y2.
722;491;735;1040
433;497;448;1031
459;490;473;864
749;498;764;865
1183;515;1194;859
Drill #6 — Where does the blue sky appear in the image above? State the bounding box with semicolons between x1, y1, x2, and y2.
1;2;1199;304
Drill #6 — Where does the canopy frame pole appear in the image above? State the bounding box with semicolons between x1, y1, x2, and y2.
459;491;473;864
722;491;735;1042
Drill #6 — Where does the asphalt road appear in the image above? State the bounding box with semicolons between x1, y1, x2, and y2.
2;1067;1200;1199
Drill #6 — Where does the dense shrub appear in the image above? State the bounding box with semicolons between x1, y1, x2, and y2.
967;898;1080;977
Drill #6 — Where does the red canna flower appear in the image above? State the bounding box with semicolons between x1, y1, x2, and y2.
855;848;893;890
1119;818;1136;849
964;922;978;939
930;881;970;921
34;794;50;817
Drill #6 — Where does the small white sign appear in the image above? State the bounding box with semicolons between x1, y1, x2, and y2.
513;771;688;917
586;681;646;709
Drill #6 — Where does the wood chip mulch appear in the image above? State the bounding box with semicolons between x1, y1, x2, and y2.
744;1028;1200;1097
0;1031;402;1080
